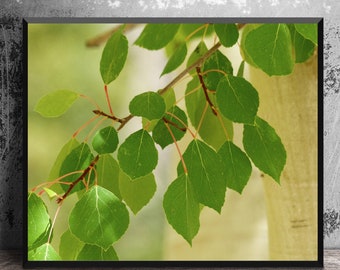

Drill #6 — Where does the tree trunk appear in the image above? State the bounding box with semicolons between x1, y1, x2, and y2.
247;53;318;260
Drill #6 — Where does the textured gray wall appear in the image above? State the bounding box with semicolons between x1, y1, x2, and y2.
0;0;339;250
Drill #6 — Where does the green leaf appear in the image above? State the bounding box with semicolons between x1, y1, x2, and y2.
216;75;259;124
237;60;245;77
100;26;128;84
244;24;294;76
202;50;233;90
129;91;166;121
135;24;180;50
28;243;61;261
43;188;58;199
152;106;187;149
217;141;252;194
214;24;239;47
34;90;79;118
69;185;129;250
161;43;187;76
48;138;80;181
179;24;213;40
178;140;226;213
187;41;208;75
119;172;156;214
96;154;121;199
59;229;84;260
294;23;317;45
77;244;118;261
92;126;119;154
28;193;51;250
289;25;316;63
185;77;233;150
118;129;158;179
59;143;94;194
239;24;261;68
243;116;286;183
163;174;200;245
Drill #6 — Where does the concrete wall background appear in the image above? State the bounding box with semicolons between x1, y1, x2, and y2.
0;0;339;252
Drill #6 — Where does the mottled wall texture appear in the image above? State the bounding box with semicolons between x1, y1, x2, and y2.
0;0;339;249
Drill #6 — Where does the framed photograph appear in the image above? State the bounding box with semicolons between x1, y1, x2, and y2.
24;18;323;268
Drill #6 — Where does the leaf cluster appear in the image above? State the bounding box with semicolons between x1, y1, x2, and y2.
30;22;317;260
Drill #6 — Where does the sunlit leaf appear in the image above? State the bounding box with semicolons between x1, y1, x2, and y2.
118;129;158;179
119;172;156;214
243;116;286;183
92;126;119;154
178;139;226;213
100;26;128;84
135;24;180;50
214;24;239;47
152;106;187;149
129;91;166;121
163;174;200;245
69;185;129;250
216;75;259;124
96;154;121;199
77;244;118;261
218;141;252;194
28;193;51;250
59;229;84;260
28;243;61;261
243;24;294;76
34;90;79;118
294;23;317;45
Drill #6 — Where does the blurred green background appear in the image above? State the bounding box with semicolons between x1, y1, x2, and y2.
28;23;268;261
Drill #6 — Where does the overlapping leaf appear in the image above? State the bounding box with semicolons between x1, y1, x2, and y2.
243;116;286;183
152;106;187;149
34;90;79;118
163;174;200;245
59;229;84;260
119;172;156;214
243;24;294;76
129;91;166;121
214;24;239;47
77;244;118;261
59;143;94;194
100;26;128;85
294;23;317;45
216;75;259;124
92;126;119;154
69;185;129;250
202;50;233;90
187;41;208;76
135;24;180;50
161;43;187;76
289;25;316;63
28;193;51;250
118;129;158;179
178;139;226;213
96;154;121;199
185;77;233;150
28;243;61;261
218;141;252;194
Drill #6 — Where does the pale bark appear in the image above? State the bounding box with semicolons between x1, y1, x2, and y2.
248;54;318;260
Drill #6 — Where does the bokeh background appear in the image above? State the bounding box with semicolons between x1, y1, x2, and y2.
28;23;268;260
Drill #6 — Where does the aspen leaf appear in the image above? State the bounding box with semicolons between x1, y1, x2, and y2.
28;243;61;261
34;90;79;118
69;186;129;250
77;244;118;261
118;129;158;179
243;116;286;183
92;126;119;154
100;26;128;84
214;24;239;47
163;174;200;245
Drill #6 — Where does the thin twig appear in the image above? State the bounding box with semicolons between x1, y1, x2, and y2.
56;155;100;204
